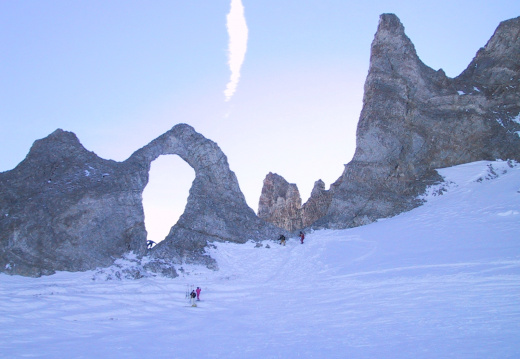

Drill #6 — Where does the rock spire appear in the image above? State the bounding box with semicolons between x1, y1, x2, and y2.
259;14;520;230
319;13;520;228
257;173;303;231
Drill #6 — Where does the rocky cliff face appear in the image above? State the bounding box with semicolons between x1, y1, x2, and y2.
0;124;281;277
0;130;147;277
260;14;520;230
257;176;332;231
301;180;332;228
318;14;520;229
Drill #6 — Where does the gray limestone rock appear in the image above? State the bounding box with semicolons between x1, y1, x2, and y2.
317;14;520;229
258;175;332;231
258;14;520;231
0;124;280;277
136;127;282;268
0;130;147;277
301;180;333;228
257;172;303;231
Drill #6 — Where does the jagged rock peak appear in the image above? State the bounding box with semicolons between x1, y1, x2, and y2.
258;173;303;231
459;15;520;85
481;16;520;57
366;13;444;99
258;175;334;231
301;180;332;228
317;13;520;230
26;129;88;158
310;179;326;197
372;13;419;59
42;128;75;140
377;13;405;34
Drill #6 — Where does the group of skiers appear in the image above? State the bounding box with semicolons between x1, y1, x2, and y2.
189;286;201;306
151;232;305;252
278;231;305;246
187;232;306;306
190;287;201;300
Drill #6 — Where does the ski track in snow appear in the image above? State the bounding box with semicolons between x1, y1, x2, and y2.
1;160;519;358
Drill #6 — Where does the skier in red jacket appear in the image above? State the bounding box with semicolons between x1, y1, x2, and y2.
196;287;201;301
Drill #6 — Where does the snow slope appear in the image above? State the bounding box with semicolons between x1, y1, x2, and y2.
1;160;519;358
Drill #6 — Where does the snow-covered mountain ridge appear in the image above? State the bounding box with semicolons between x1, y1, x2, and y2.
1;160;519;358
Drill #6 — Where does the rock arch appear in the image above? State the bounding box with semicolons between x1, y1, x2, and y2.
130;124;281;269
0;124;280;276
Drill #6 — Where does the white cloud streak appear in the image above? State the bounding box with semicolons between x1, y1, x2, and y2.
224;0;248;102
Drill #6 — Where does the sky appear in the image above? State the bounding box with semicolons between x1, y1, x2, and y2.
1;1;519;243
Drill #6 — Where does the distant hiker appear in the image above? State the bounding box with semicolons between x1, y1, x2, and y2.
299;231;305;244
147;240;156;249
190;290;197;306
278;234;286;246
196;287;201;301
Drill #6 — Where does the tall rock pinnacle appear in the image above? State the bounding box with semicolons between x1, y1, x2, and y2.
259;14;520;231
317;13;520;229
257;173;303;232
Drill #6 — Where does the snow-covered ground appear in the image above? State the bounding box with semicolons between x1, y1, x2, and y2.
1;160;519;358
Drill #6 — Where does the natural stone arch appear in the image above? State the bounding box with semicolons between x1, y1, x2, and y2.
0;124;281;276
130;124;281;269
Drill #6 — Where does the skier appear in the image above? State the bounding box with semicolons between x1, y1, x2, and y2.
196;287;201;301
147;240;156;249
190;290;197;306
299;231;305;244
278;234;286;246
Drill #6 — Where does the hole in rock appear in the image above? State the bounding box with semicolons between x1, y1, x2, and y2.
142;155;195;245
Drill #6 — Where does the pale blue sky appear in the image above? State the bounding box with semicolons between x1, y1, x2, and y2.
1;1;519;242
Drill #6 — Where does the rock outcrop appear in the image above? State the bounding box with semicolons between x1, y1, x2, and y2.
258;173;303;231
0;124;281;277
260;14;520;230
258;176;332;231
0;130;148;277
301;180;332;228
317;14;520;229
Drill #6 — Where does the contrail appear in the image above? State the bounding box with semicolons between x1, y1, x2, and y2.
224;0;248;102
